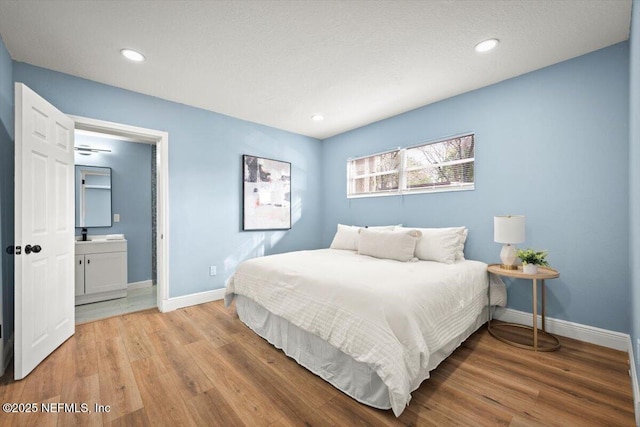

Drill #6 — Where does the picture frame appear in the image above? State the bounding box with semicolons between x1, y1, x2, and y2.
242;155;292;230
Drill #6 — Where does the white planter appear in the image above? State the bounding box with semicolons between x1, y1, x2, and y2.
522;264;538;275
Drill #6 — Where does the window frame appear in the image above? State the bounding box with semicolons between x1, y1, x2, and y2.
346;133;475;199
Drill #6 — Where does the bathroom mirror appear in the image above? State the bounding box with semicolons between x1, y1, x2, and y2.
75;165;112;228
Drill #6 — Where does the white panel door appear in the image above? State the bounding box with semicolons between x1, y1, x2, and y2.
14;83;75;380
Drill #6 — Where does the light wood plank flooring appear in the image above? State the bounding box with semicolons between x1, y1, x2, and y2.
0;300;635;426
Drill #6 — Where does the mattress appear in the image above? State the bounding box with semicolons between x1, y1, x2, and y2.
225;249;506;416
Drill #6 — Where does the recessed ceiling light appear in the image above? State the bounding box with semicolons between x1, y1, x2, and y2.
474;38;499;53
120;48;146;62
311;114;324;121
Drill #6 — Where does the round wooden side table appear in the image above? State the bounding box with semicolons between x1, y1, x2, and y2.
487;264;560;352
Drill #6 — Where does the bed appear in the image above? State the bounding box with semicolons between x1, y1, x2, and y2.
224;227;506;417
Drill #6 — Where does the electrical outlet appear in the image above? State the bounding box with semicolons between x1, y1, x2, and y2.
209;266;217;276
114;213;120;222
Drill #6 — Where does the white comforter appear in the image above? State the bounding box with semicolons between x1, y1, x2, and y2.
225;249;506;416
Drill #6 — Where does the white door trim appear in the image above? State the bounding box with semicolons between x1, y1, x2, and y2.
69;115;170;311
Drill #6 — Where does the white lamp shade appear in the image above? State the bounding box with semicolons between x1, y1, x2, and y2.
494;215;525;244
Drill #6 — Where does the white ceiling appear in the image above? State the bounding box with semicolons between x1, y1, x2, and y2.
0;0;632;139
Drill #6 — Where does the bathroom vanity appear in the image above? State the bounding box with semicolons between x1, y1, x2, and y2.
75;238;127;305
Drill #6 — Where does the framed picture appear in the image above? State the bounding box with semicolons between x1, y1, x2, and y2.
242;155;291;230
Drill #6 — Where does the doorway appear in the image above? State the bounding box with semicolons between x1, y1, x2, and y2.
71;116;169;315
73;128;157;323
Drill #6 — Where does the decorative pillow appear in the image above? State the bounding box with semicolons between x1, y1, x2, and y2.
357;228;422;262
409;226;467;264
329;224;396;251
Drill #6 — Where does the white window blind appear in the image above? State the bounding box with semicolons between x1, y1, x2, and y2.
347;150;400;196
347;134;474;198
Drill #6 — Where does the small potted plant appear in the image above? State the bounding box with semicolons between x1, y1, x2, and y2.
516;248;549;274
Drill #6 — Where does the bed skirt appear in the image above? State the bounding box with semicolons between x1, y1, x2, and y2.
235;294;489;413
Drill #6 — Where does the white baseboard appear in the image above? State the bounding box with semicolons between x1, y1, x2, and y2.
159;288;225;312
128;280;153;290
492;308;628;351
627;336;640;427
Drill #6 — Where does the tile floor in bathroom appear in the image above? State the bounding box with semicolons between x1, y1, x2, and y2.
75;285;157;323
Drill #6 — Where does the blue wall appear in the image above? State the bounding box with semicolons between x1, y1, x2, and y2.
74;135;153;284
0;35;14;349
322;43;630;333
3;33;635;337
629;0;640;392
13;62;323;298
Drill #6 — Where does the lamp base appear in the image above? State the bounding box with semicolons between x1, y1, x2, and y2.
499;244;518;270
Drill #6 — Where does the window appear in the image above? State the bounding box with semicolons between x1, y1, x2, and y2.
347;150;400;196
347;134;474;198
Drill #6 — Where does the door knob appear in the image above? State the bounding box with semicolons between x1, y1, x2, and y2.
24;244;42;254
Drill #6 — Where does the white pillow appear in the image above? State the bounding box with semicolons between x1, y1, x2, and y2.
330;224;397;250
409;226;467;264
358;228;422;262
456;228;468;260
330;224;361;250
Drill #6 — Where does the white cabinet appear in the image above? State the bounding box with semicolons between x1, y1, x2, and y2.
75;239;127;305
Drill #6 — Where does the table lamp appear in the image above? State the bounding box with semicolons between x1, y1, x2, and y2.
494;215;525;270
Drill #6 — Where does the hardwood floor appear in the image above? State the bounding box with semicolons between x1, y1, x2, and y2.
0;300;635;426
